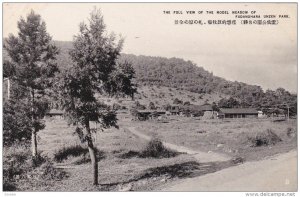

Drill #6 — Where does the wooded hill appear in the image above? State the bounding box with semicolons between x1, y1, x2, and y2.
4;40;297;113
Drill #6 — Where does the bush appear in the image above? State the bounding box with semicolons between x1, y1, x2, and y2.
140;137;179;158
3;144;67;191
248;129;282;147
3;101;32;146
286;127;296;138
3;145;31;191
27;160;67;181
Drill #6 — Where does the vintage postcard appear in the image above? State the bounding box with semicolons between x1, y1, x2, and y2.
2;2;297;194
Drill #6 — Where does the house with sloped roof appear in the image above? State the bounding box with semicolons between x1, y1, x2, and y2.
217;108;258;119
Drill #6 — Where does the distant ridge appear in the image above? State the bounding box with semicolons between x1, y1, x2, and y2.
3;40;297;110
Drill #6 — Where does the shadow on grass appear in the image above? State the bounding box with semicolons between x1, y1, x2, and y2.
99;158;243;187
139;161;201;179
139;158;244;180
54;145;105;164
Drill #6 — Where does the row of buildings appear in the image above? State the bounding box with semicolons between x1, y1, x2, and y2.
133;103;262;120
46;104;261;120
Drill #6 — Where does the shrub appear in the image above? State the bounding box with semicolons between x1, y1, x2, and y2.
248;129;282;147
3;101;32;146
286;127;296;138
3;144;67;191
27;160;67;181
140;137;179;158
3;145;31;191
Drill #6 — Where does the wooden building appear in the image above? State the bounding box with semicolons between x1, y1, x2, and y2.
218;108;258;119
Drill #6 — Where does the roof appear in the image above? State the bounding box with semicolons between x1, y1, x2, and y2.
219;108;258;114
137;110;166;114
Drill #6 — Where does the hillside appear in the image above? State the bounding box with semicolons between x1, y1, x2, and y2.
54;41;263;97
98;85;227;110
53;41;260;95
3;40;297;111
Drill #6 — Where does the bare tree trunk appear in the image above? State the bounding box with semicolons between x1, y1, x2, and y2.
85;119;98;185
31;130;37;157
31;89;38;159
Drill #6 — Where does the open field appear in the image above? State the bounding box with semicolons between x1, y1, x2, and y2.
131;117;297;161
5;116;296;191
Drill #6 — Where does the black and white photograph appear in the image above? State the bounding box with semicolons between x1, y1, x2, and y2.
2;2;298;194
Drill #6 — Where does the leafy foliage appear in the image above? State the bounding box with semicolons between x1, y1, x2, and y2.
4;10;59;90
3;100;33;146
218;97;240;108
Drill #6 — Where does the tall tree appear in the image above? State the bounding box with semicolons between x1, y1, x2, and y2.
56;8;133;185
4;10;59;159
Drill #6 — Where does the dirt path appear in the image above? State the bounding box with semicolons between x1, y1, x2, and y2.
126;127;231;163
162;150;297;192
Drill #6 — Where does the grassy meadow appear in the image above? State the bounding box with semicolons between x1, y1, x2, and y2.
5;115;296;191
32;117;230;191
133;117;297;161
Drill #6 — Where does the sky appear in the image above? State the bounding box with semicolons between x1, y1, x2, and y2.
3;3;297;93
